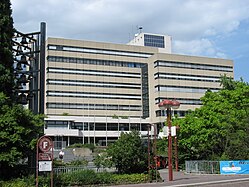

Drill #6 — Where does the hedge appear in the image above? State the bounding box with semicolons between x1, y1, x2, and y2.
0;169;162;186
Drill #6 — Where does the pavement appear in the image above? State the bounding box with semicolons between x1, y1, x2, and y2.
107;169;249;187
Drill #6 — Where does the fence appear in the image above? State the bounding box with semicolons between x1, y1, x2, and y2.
185;160;220;174
53;165;116;174
54;166;87;174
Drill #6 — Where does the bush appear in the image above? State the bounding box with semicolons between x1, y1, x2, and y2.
96;172;114;184
148;169;162;182
0;175;46;187
112;173;147;184
2;170;156;186
68;158;88;166
57;170;149;186
58;169;98;186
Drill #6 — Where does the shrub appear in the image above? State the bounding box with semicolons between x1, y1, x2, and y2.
58;169;98;186
112;173;147;185
96;172;114;184
68;158;88;166
0;175;40;187
2;170;156;186
148;169;162;182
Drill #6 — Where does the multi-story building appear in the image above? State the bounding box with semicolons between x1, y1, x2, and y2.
44;33;233;148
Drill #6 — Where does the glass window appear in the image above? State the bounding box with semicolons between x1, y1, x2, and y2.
119;124;129;131
49;45;152;58
95;123;106;131
154;61;233;72
144;34;165;48
107;123;118;131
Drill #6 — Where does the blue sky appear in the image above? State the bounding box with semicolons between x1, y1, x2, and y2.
11;0;249;82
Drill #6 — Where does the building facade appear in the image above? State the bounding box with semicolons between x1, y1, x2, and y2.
44;34;233;148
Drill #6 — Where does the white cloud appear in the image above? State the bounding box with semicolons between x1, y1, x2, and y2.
11;0;249;57
173;38;227;58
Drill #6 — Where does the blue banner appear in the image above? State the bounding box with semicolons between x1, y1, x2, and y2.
220;160;249;174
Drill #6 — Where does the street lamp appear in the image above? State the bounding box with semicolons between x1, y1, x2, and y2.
158;99;180;181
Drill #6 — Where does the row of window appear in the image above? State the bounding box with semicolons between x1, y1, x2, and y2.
155;85;220;93
46;120;149;131
47;56;144;68
155;97;202;105
47;91;141;100
47;67;141;79
156;110;188;117
154;72;221;82
47;79;141;89
47;103;142;111
154;61;233;72
48;45;152;58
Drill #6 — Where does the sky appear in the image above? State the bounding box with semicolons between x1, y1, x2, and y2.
11;0;249;82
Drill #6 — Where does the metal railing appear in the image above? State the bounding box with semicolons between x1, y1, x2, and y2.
185;160;220;174
54;166;87;174
53;165;116;174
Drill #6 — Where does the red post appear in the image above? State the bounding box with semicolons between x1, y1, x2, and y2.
167;108;173;181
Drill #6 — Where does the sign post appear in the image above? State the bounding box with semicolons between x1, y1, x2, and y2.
36;136;53;187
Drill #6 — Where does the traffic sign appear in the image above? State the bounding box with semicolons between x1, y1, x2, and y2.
38;136;53;152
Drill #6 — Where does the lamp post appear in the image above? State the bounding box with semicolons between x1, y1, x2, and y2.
158;99;180;181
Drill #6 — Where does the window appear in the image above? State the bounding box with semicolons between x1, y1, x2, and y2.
47;91;141;100
47;56;143;68
144;34;165;48
47;79;141;89
154;61;233;72
47;67;141;79
155;73;221;82
46;102;142;111
47;45;152;58
155;85;220;93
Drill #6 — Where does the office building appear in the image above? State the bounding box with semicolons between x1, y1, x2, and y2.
44;33;233;148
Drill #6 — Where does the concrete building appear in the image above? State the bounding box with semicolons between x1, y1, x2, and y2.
44;33;233;148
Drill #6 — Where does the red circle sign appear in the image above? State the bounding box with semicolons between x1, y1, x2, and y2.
38;137;52;152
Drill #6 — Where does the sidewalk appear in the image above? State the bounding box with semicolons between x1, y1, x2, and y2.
160;169;249;186
107;169;249;187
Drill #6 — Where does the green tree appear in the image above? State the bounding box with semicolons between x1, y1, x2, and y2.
0;0;15;98
0;1;45;179
107;131;147;174
174;78;249;163
0;93;44;179
93;152;113;171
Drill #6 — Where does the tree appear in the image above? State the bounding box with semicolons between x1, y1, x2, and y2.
107;131;147;174
93;152;113;171
0;1;45;179
0;93;44;179
174;78;249;163
0;0;15;99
